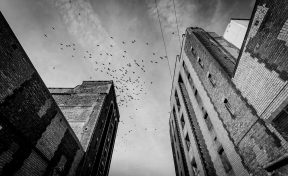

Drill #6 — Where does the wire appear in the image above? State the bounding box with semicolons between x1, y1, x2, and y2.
154;0;173;79
172;0;181;49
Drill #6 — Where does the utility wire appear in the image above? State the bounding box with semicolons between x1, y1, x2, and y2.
154;0;173;79
172;0;181;49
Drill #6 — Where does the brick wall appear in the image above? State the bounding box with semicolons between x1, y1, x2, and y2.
183;27;288;175
50;82;120;176
233;2;288;173
0;12;83;176
233;0;288;121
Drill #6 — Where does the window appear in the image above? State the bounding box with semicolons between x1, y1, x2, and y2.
197;56;204;68
174;133;176;141
180;115;185;129
191;158;199;176
272;104;288;141
175;91;181;111
203;112;213;130
185;134;191;150
191;46;196;55
207;72;216;87
218;146;232;173
224;98;234;116
186;71;195;90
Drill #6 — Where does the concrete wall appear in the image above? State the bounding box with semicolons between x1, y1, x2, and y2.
223;19;249;49
0;12;83;176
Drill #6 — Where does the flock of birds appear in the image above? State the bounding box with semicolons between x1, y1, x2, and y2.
43;23;178;150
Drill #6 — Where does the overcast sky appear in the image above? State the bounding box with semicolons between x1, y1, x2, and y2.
0;0;254;175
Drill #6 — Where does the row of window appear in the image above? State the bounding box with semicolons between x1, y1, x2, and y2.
185;51;235;118
180;59;233;174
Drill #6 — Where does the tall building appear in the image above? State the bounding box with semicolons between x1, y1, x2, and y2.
169;0;288;175
0;12;119;176
0;12;84;176
49;81;120;176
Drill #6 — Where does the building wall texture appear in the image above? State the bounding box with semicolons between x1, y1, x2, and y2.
170;2;288;173
0;12;84;176
49;81;120;176
233;1;288;159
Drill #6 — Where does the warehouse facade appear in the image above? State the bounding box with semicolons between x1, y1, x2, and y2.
169;1;288;175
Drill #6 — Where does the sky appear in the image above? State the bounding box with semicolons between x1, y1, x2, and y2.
0;0;255;175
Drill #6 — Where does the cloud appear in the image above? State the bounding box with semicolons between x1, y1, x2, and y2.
147;0;253;35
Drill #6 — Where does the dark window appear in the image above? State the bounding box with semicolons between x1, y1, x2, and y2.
197;57;204;68
218;146;232;173
174;133;176;141
194;89;202;106
194;89;198;96
180;115;185;129
204;112;213;130
191;158;198;175
191;46;196;55
254;20;259;26
272;104;288;141
224;98;234;116
175;91;181;111
185;134;191;150
207;73;216;87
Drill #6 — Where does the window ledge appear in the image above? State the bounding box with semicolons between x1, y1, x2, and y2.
264;154;288;172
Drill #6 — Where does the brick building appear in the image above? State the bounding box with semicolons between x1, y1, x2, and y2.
0;12;119;176
169;0;288;175
0;12;84;176
49;81;120;176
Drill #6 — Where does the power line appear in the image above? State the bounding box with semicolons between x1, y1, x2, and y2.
154;0;172;79
172;0;181;49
